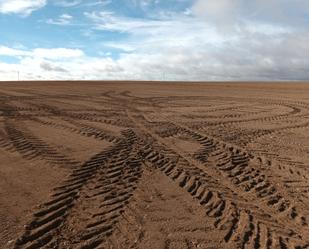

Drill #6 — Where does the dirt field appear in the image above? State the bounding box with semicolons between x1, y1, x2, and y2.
0;81;309;249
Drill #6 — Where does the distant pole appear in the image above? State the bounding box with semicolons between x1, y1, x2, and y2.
17;71;20;81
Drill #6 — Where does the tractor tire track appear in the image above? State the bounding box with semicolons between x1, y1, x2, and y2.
1;120;79;167
128;112;309;249
140;137;307;249
29;117;121;143
13;129;143;249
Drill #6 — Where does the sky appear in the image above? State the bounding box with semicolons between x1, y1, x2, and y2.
0;0;309;81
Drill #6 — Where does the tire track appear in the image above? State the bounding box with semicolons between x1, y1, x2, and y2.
128;112;309;249
192;118;309;148
1;121;79;167
14;129;143;249
179;128;308;227
139;137;308;249
29;117;121;143
181;128;309;229
2;90;309;249
186;101;305;129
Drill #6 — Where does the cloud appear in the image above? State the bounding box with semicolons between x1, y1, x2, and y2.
0;46;31;57
83;0;111;7
53;0;111;8
40;61;68;72
2;23;309;82
0;46;84;59
0;0;46;16
32;48;84;59
192;0;309;30
84;11;157;32
46;13;73;25
53;0;82;7
129;0;160;9
0;29;300;80
1;0;309;81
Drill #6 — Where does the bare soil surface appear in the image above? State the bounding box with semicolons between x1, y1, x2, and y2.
0;81;309;249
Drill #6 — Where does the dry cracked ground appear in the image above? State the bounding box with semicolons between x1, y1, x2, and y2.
0;82;309;249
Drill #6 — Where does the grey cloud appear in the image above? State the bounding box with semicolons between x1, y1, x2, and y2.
192;0;309;30
40;62;68;72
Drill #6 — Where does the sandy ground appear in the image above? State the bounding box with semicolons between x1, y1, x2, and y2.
0;81;308;249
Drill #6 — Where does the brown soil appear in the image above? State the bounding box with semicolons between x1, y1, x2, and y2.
0;81;309;249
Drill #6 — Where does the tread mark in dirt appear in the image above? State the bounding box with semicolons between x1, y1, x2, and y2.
13;130;143;249
2;121;79;167
141;140;309;248
128;112;309;249
2;92;309;249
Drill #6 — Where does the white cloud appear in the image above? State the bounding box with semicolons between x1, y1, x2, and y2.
2;23;309;81
83;0;111;7
0;46;31;57
84;11;156;32
53;0;111;8
1;0;309;81
0;46;84;59
0;32;303;80
0;0;46;16
46;13;73;25
53;0;81;7
33;48;84;59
